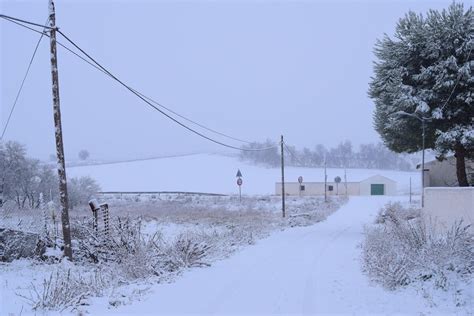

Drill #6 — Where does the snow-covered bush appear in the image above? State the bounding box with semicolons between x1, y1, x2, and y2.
362;203;473;290
413;222;474;289
374;201;420;224
362;224;413;289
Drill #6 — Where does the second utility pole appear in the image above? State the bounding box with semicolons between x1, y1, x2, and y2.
49;0;72;260
280;135;285;218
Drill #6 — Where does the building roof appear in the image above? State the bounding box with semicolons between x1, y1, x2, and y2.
360;174;397;183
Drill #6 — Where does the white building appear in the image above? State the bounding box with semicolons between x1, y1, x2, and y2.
417;156;474;187
276;174;397;196
423;187;474;233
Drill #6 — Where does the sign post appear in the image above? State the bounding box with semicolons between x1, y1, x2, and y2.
237;178;243;202
236;169;243;203
298;176;303;197
334;176;341;195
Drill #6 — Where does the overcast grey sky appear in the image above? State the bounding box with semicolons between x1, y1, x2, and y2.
0;0;462;161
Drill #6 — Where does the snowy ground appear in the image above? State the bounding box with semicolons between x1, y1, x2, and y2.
0;195;344;315
1;196;470;315
67;153;421;195
82;196;471;315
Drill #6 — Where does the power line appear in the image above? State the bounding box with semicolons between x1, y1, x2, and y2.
56;30;277;152
134;91;253;144
0;15;254;146
1;18;112;78
0;14;53;30
0;14;278;151
283;142;306;166
1;17;49;140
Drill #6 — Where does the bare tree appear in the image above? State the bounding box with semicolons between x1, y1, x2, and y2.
78;150;90;161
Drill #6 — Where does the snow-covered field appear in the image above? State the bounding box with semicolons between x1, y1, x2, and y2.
68;153;421;195
3;155;464;315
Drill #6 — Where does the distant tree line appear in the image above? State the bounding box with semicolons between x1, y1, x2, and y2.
240;140;414;170
0;141;100;209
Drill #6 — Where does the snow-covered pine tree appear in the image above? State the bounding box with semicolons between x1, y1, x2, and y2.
369;3;473;186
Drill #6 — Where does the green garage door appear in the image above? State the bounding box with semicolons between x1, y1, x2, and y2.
371;184;385;195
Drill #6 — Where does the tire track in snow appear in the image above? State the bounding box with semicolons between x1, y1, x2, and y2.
301;225;352;314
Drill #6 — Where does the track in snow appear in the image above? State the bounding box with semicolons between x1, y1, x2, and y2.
93;196;432;315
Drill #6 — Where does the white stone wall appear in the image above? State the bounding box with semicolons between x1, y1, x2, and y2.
275;182;360;196
423;187;474;232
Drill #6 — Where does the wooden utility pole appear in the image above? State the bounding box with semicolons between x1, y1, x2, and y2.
49;0;72;260
280;135;285;218
344;167;348;197
409;176;412;204
421;118;425;208
324;154;327;202
0;141;4;210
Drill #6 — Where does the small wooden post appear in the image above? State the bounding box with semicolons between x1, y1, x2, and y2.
89;199;100;237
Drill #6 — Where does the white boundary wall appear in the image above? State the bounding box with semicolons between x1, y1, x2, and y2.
275;182;360;196
276;175;398;196
423;187;474;232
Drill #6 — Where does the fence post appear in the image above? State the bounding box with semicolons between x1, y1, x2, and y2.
88;199;100;237
100;203;110;240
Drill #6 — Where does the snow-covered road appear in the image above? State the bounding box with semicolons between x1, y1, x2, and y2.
94;196;435;314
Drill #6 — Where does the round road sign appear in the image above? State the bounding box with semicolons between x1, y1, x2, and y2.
298;176;303;184
237;178;243;186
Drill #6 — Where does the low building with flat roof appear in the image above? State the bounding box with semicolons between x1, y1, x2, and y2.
276;175;397;196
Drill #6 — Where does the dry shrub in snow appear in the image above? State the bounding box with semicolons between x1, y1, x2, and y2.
109;218;164;280
362;203;473;291
21;267;109;311
154;232;212;271
73;217;164;280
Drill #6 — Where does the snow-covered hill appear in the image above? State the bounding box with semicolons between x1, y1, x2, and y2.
67;154;420;195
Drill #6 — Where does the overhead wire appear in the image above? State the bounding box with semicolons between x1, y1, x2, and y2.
56;29;276;151
133;90;253;144
0;14;274;151
1;16;49;140
283;142;306;166
0;17;113;76
0;14;53;30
